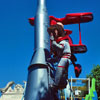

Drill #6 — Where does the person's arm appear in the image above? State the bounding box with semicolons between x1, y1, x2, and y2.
50;32;64;51
51;38;64;52
52;41;64;51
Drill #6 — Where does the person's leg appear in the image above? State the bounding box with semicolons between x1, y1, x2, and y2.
54;58;69;89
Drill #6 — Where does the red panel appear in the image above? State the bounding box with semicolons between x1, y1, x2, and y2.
66;12;93;24
29;12;93;26
49;12;93;25
50;20;57;25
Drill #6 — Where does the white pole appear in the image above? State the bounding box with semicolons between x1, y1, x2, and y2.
71;76;72;100
88;78;90;94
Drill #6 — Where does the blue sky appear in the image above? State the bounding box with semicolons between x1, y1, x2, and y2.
0;0;100;88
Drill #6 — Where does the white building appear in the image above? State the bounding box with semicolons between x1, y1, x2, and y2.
0;81;26;100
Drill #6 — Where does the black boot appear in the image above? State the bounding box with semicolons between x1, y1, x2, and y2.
54;67;67;89
49;84;59;100
74;64;82;77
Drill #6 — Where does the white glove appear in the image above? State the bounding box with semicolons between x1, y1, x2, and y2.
50;35;54;41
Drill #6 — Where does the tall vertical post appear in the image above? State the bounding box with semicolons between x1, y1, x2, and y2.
24;0;50;100
79;23;82;44
71;76;72;100
88;78;90;94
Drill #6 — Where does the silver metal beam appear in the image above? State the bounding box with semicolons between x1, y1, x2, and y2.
24;0;51;100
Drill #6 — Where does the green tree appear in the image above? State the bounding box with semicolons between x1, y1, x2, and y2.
86;65;100;100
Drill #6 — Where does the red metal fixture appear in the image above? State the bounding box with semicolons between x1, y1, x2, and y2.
29;12;93;53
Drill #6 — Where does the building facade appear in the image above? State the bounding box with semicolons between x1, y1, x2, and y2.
0;81;26;100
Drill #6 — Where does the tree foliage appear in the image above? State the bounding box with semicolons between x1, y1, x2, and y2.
86;65;100;99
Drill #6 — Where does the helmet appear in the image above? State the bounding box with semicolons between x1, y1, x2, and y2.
47;24;66;38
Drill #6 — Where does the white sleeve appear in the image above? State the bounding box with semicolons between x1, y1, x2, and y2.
51;40;65;51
